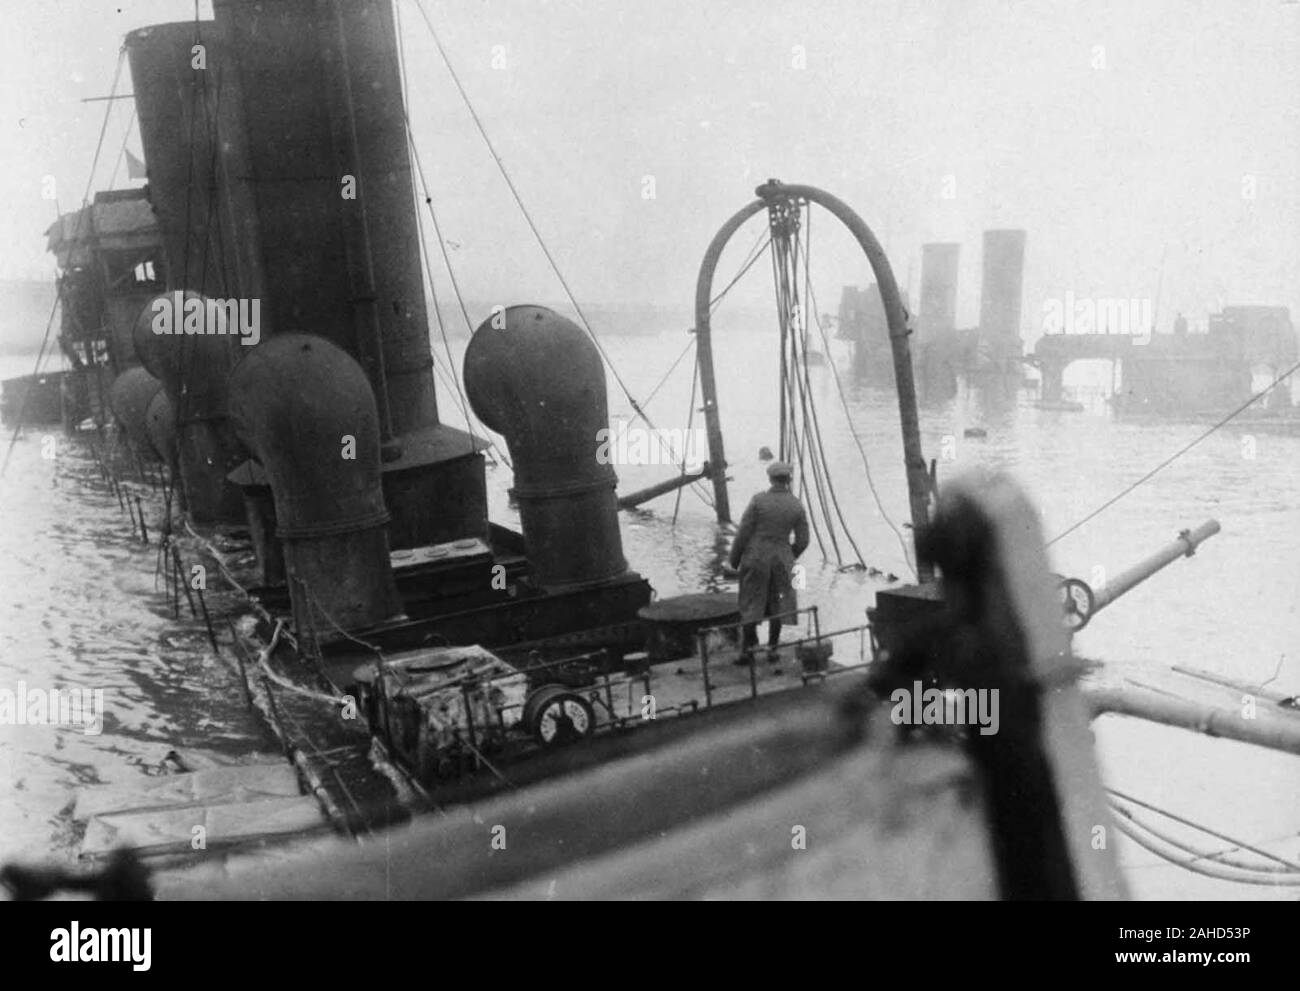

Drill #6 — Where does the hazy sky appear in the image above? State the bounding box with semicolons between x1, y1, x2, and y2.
2;0;1297;342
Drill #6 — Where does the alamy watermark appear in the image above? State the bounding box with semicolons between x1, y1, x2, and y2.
595;417;706;469
1042;291;1151;343
150;291;261;346
50;922;150;971
0;681;104;735
889;681;999;736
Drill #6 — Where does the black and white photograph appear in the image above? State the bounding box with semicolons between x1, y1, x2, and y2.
0;0;1295;960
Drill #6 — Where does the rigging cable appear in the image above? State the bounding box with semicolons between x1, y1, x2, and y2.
807;278;918;577
413;0;698;482
672;351;703;526
783;233;841;561
780;217;838;559
640;336;696;411
104;107;139;193
393;0;508;466
1108;806;1300;886
1107;785;1300;872
1;46;128;478
709;225;772;312
411;0;779;512
793;206;866;567
411;1;677;455
1109;801;1300;876
767;200;876;569
1046;357;1300;546
769;228;827;559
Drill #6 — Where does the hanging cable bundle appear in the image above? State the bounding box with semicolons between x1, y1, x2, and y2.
765;196;866;571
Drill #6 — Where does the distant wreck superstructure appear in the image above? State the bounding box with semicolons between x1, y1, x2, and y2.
837;229;1029;402
836;225;1298;417
1035;304;1298;416
0;189;165;429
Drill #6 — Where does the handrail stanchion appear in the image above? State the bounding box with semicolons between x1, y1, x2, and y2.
698;631;713;709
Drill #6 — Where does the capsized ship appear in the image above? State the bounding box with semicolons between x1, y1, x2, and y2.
5;0;1300;901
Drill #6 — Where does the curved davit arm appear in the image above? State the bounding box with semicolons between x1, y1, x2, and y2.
692;180;932;580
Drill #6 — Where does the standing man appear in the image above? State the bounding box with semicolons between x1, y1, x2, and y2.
728;461;810;664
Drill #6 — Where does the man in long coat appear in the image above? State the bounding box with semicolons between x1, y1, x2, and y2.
728;461;810;663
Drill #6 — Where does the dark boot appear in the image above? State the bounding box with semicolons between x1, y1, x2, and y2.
765;619;783;661
736;623;758;665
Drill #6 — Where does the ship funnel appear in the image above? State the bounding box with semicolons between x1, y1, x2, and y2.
228;333;400;637
977;230;1026;352
206;0;486;551
125;21;251;303
132;291;247;523
917;243;961;343
463;306;628;589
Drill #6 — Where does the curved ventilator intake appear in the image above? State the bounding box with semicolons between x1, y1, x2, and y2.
143;389;179;473
131;291;247;523
463;305;629;590
227;333;400;638
108;367;166;463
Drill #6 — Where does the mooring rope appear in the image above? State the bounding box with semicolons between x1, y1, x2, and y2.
254;619;345;707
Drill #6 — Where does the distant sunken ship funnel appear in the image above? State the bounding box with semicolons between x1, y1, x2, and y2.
912;242;962;401
977;229;1027;354
464;306;629;590
917;243;960;343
